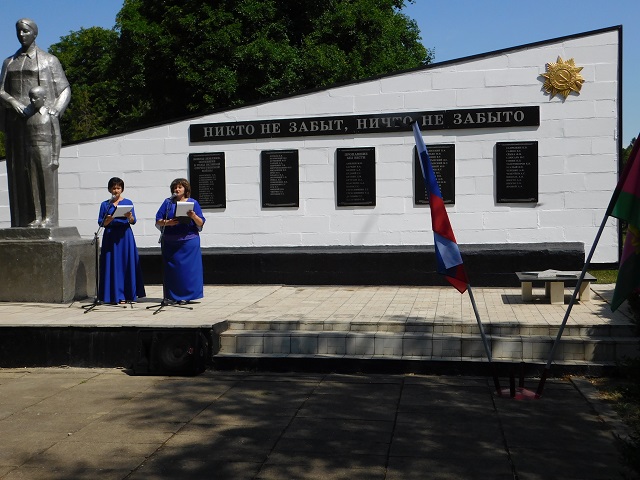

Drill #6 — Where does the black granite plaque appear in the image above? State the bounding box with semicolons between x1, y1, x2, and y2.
496;141;538;203
188;152;226;209
336;147;376;206
261;150;299;208
414;144;455;205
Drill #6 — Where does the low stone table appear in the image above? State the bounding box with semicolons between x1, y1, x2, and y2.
515;271;596;304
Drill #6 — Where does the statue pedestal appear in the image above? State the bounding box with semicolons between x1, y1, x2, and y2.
0;227;95;303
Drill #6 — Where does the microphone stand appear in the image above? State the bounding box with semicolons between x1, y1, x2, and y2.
82;199;127;312
147;197;193;315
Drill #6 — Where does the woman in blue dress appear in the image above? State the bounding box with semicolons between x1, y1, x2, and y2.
155;178;205;303
98;177;146;304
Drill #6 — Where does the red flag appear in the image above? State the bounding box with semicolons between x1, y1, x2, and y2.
610;135;640;311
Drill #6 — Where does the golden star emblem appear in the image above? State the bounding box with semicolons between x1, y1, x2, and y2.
541;56;584;99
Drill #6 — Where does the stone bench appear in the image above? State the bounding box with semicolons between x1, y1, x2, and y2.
515;271;596;304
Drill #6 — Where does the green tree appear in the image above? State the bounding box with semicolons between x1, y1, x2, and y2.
105;0;431;131
49;27;120;142
623;137;637;165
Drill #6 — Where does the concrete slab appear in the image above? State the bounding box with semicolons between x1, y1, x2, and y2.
0;368;631;479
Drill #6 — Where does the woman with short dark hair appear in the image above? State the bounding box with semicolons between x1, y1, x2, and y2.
98;177;146;304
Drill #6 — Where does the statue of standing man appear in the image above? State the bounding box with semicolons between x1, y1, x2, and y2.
0;18;70;227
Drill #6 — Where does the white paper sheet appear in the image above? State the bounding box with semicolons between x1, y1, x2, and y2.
174;201;193;217
112;204;133;217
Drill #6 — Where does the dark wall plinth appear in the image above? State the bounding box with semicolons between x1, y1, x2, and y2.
0;327;139;368
139;242;586;287
211;355;614;377
0;227;95;302
0;327;215;371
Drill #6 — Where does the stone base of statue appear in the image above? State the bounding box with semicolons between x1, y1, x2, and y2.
0;227;95;303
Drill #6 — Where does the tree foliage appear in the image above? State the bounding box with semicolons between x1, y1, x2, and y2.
49;0;431;141
623;137;637;165
49;27;120;140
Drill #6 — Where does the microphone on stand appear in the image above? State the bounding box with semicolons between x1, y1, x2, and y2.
108;195;117;204
158;194;178;244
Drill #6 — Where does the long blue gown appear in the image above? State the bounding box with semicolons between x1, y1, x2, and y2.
98;198;146;304
155;198;205;302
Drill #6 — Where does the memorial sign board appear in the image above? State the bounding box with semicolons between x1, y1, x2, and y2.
414;144;455;205
190;106;540;143
496;142;538;203
261;150;299;208
336;147;376;207
188;152;226;209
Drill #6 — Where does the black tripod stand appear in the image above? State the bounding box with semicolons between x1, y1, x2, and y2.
147;197;193;315
82;201;128;313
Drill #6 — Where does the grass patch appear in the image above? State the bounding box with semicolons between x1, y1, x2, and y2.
591;297;640;477
589;269;618;284
593;363;640;477
593;375;640;432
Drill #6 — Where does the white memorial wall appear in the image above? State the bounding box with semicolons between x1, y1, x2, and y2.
0;27;622;263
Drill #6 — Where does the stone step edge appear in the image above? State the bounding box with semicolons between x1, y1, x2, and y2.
219;329;640;343
217;331;638;364
211;352;618;375
226;321;636;336
214;352;616;364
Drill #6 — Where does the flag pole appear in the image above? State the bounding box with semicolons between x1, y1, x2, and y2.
535;213;608;396
466;284;492;361
411;119;502;393
536;134;640;396
466;284;501;393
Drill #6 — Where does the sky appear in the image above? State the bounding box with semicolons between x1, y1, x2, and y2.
0;0;638;147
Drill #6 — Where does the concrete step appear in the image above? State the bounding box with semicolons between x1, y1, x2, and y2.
211;352;618;379
226;319;637;337
217;329;640;364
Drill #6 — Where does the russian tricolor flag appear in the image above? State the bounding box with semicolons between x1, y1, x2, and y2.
413;121;469;293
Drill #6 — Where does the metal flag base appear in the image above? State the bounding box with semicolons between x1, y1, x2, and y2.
497;386;539;400
494;362;541;400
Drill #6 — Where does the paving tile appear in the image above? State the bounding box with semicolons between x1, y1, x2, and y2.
129;454;263;480
21;440;157;471
0;467;14;477
164;433;275;462
257;461;386;480
69;420;181;444
0;435;67;467
386;453;514;480
0;412;98;435
2;466;136;480
509;446;621;480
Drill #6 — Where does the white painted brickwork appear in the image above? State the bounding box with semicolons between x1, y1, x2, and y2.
0;29;620;262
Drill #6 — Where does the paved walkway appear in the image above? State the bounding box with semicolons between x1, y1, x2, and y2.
0;367;632;480
0;284;632;330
